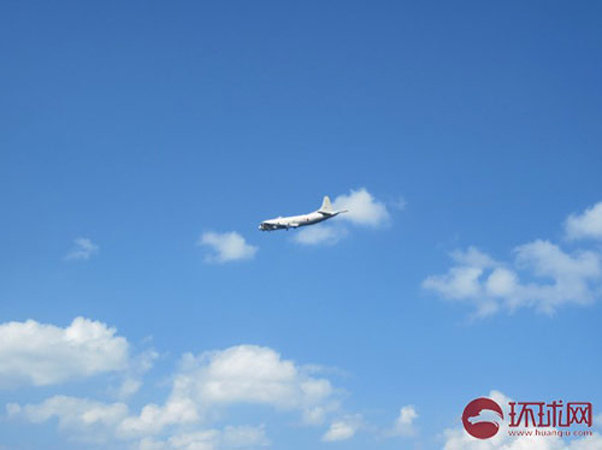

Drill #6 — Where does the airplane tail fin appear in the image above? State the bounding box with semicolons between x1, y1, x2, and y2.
319;195;333;213
319;195;349;216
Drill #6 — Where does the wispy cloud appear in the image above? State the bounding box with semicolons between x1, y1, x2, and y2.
423;202;602;318
64;237;99;261
139;426;270;450
391;196;407;211
389;405;418;437
8;397;269;449
322;414;363;442
7;396;129;444
197;231;257;263
293;224;348;246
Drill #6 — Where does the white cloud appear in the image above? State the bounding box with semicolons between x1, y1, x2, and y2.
120;345;338;436
7;396;129;444
293;225;347;246
139;426;269;450
116;378;142;399
424;265;484;300
442;390;602;450
111;344;340;440
197;232;257;263
451;247;498;268
219;425;270;448
112;349;159;399
302;406;331;426
293;188;391;246
423;202;602;315
390;405;418;437
423;247;503;317
9;397;268;450
118;397;199;436
0;317;129;387
424;204;602;317
322;415;362;442
8;341;345;448
184;345;332;408
65;237;99;261
333;188;390;227
566;202;602;240
0;317;410;449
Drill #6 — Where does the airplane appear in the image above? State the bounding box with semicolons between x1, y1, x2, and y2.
258;196;348;231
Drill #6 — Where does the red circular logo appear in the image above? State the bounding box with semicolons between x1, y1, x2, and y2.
462;397;504;439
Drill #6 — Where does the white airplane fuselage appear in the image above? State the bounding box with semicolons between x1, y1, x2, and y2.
258;196;347;231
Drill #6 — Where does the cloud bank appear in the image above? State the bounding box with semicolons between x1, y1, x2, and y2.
6;318;599;449
4;320;353;449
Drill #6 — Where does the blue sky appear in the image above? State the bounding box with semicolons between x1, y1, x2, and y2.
1;1;602;449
